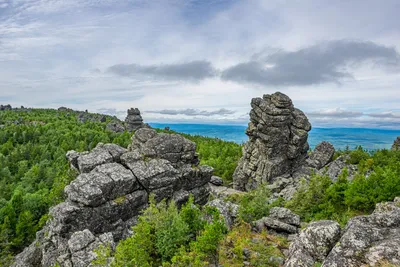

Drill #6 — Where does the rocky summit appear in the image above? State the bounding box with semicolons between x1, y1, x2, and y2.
13;129;213;267
233;92;312;191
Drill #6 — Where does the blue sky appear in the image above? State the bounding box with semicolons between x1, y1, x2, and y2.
0;0;400;128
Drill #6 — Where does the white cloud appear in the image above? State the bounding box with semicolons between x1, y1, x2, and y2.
1;0;400;128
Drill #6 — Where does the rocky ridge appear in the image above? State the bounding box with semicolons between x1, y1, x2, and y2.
13;128;213;267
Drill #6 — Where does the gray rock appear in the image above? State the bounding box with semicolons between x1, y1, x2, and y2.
307;141;335;169
253;216;299;234
284;220;341;267
318;155;357;182
269;207;300;227
14;130;214;267
77;144;114;173
233;92;311;191
323;199;400;267
207;199;239;229
68;229;96;253
392;136;400;150
106;121;125;133
210;176;223;186
208;184;244;199
125;108;147;131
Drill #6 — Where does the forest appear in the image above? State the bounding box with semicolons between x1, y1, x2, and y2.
0;109;241;265
1;109;400;266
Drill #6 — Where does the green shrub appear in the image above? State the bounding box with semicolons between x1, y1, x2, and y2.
286;149;400;225
238;184;272;223
111;195;226;267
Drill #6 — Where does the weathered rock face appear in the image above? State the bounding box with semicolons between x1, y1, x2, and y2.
233;92;312;191
306;141;335;169
207;199;239;229
323;198;400;267
284;220;341;267
106;121;125;133
318;155;358;182
285;197;400;267
392;136;400;150
13;129;213;267
125;108;147;131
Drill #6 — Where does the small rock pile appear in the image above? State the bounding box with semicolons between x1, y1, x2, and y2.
13;129;213;267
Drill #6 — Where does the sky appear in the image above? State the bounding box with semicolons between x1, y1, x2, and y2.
0;0;400;128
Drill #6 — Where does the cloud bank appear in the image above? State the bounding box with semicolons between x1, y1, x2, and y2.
221;40;400;86
146;108;235;116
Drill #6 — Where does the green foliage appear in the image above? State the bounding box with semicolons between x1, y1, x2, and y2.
92;243;112;266
219;222;287;267
0;109;132;259
347;146;370;165
238;184;272;223
0;109;240;262
112;196;226;267
286;148;400;225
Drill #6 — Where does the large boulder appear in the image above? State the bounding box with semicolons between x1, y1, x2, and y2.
233;92;312;191
252;208;301;235
13;130;213;267
306;141;335;169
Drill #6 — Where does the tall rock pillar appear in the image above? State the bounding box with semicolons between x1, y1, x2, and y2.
233;92;311;191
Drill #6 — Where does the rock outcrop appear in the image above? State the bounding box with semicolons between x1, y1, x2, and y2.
318;155;358;182
252;207;301;236
392;136;400;150
106;121;125;133
233;92;312;191
306;141;335;169
285;197;400;267
233;92;338;200
13;129;213;267
125;108;147;131
0;104;12;110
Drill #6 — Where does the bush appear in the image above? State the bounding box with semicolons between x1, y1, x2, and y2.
286;149;400;225
111;195;226;267
238;184;272;223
